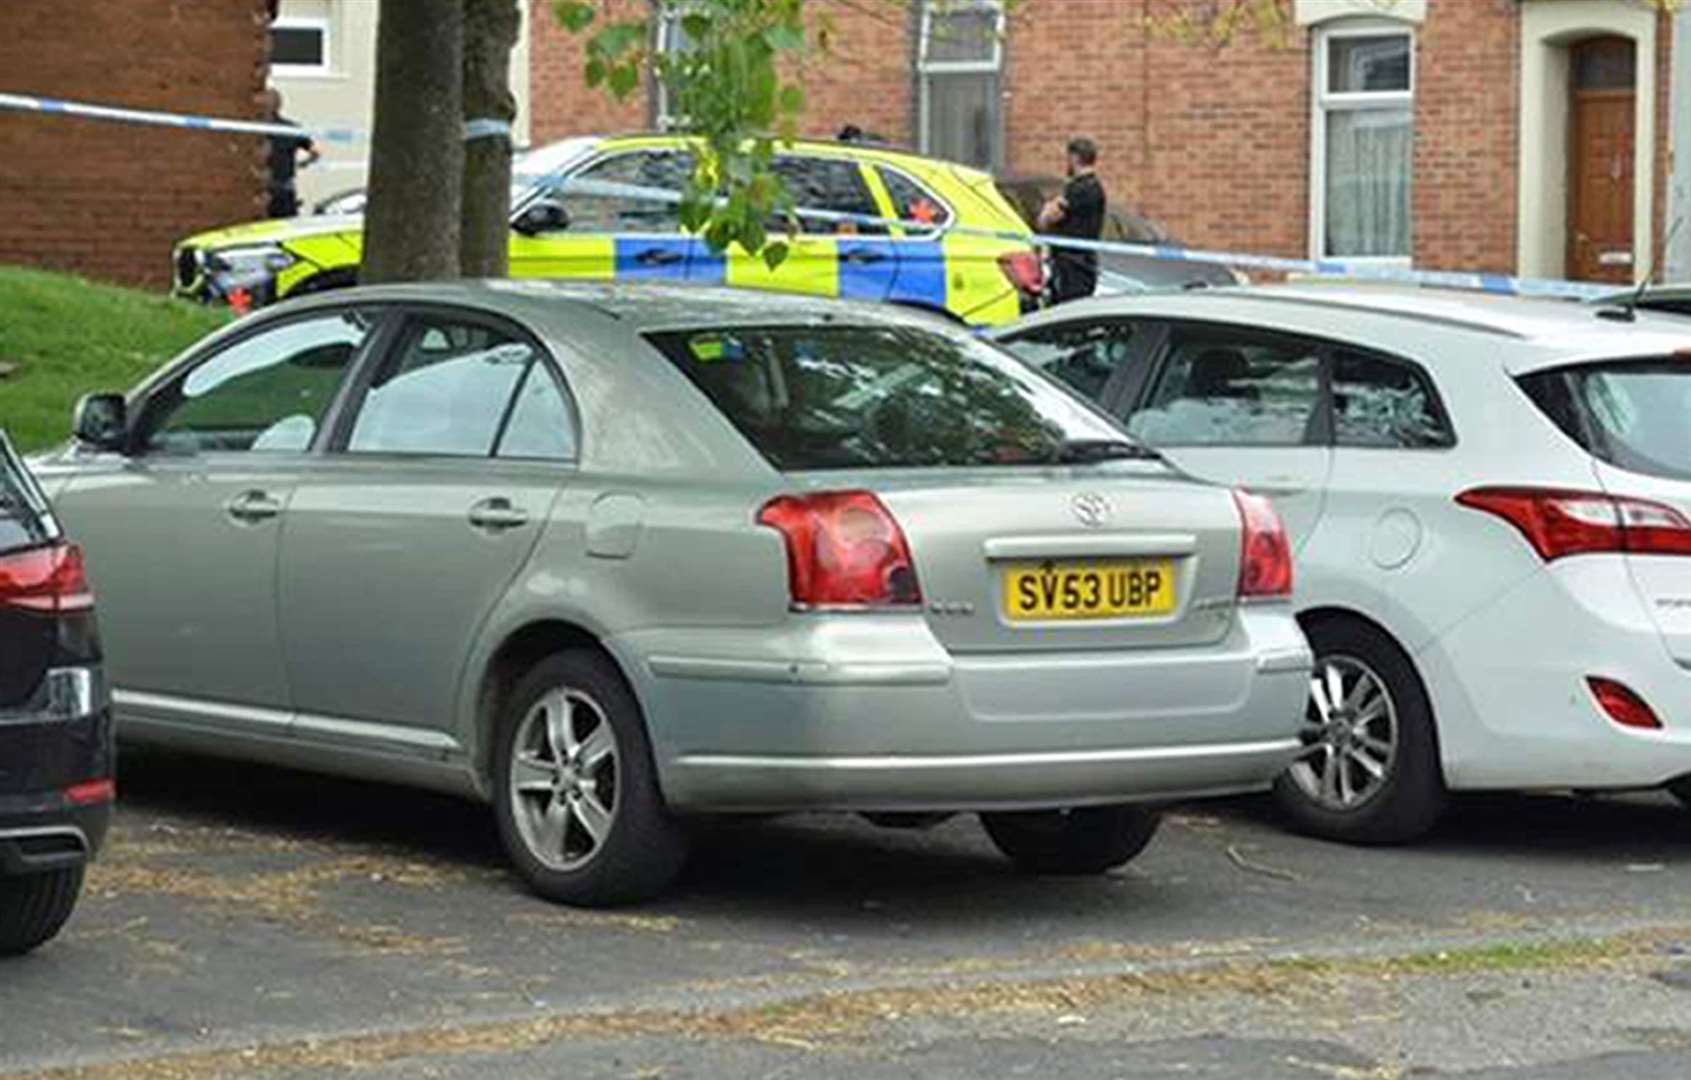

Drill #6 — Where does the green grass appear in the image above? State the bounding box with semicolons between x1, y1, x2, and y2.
0;266;230;452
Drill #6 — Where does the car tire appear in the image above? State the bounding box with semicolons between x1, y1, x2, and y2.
1273;617;1446;845
492;650;687;906
979;805;1161;875
0;867;84;957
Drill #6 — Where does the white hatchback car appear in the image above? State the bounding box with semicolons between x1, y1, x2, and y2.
997;284;1691;843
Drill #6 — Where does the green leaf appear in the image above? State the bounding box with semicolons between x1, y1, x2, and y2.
585;57;606;87
778;84;804;116
553;0;595;32
607;61;641;99
764;25;805;52
762;242;790;272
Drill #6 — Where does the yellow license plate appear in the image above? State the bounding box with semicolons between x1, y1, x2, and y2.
1002;560;1177;622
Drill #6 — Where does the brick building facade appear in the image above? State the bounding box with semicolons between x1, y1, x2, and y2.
529;0;1682;284
0;0;271;287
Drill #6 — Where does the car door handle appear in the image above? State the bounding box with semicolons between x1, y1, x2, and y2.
632;248;684;267
842;248;888;265
226;490;284;524
468;498;531;532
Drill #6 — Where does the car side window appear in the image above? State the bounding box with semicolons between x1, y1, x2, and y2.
347;317;535;457
496;362;578;461
555;150;693;234
1127;328;1323;447
774;156;888;236
1330;349;1454;449
877;167;951;234
998;320;1137;402
143;310;372;455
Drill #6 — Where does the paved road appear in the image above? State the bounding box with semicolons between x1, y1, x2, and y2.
5;747;1691;1078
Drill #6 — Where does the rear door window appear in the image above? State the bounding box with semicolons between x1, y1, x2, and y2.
774;156;887;235
1330;349;1454;448
1126;327;1324;447
554;150;693;234
876;167;951;234
347;317;538;457
1519;361;1691;480
646;324;1128;471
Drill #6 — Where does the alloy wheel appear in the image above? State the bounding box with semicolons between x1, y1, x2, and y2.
1289;654;1398;811
509;687;620;871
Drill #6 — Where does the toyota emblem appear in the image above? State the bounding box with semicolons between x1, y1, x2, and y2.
1071;492;1112;528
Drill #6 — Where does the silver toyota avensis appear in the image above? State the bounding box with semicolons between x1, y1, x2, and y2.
34;281;1310;905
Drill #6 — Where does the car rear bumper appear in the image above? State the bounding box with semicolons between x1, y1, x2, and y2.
1421;557;1691;791
0;795;110;876
619;606;1310;812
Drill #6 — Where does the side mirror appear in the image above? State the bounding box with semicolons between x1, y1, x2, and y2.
72;393;128;452
512;199;571;238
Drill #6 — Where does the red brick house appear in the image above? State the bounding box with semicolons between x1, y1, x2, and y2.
530;0;1690;285
0;0;271;287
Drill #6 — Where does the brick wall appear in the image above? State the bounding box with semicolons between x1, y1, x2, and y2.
528;0;651;143
0;0;270;288
1409;0;1518;274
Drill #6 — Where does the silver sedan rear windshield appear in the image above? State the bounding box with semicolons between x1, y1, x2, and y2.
647;325;1128;471
1519;360;1691;481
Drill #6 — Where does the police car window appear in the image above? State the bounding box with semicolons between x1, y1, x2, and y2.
1330;349;1453;449
557;150;693;233
774;157;887;235
1127;329;1322;447
348;318;535;457
998;320;1137;402
877;167;951;233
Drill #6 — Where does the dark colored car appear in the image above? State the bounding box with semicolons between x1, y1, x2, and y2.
0;430;112;956
995;174;1245;295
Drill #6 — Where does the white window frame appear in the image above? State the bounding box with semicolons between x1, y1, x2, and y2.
917;0;1006;169
653;5;692;131
270;14;333;76
1309;19;1414;265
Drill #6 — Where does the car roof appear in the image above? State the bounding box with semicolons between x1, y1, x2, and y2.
1003;282;1691;374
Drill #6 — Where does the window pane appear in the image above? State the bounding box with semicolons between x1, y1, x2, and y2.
1328;34;1410;93
1331;350;1452;448
271;26;325;67
999;320;1137;402
925;72;999;168
148;311;369;454
878;167;951;232
924;6;998;63
1325;106;1411;257
773;157;886;235
1128;332;1322;447
1520;362;1691;481
348;321;534;456
555;151;693;233
0;439;51;552
497;364;577;461
647;325;1126;471
1574;37;1635;91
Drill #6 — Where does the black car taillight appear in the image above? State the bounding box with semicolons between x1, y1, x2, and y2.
0;544;93;614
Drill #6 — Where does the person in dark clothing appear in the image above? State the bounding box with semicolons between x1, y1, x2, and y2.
1037;137;1107;305
265;89;319;219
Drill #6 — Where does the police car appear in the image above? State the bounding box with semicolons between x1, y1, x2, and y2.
171;134;1041;327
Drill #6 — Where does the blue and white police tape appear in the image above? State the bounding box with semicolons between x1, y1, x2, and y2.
0;91;511;144
536;176;1620;302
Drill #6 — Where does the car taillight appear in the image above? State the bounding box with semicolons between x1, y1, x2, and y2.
1234;490;1292;599
757;491;923;610
0;544;93;614
1455;487;1691;561
1587;677;1663;730
997;251;1044;296
64;778;116;806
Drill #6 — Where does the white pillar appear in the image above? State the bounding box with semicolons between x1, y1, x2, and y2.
1669;4;1691;282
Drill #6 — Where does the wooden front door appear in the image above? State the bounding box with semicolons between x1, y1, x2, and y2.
1567;36;1637;283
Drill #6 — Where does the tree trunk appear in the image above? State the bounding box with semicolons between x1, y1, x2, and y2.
461;0;521;278
363;0;464;284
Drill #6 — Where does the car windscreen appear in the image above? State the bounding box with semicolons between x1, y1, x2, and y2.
0;437;54;553
646;325;1130;471
1518;359;1691;481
